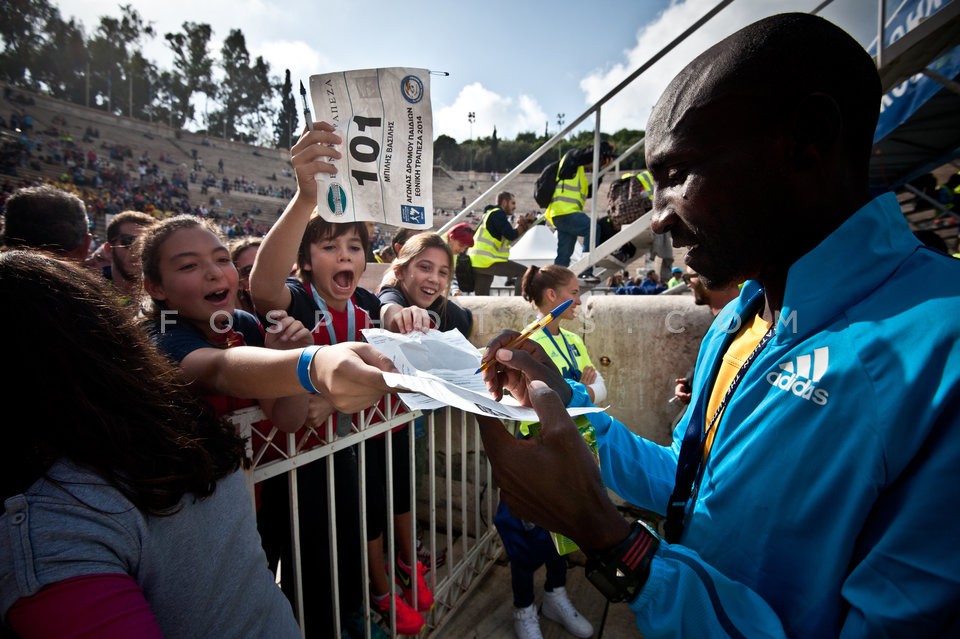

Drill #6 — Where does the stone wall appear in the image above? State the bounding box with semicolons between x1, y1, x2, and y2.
456;294;714;444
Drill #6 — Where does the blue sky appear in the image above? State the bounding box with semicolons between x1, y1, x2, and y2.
54;0;879;141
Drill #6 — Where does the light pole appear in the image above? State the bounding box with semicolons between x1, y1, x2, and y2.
467;111;475;172
557;113;565;161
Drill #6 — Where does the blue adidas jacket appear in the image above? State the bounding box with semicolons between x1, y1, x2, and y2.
575;192;960;637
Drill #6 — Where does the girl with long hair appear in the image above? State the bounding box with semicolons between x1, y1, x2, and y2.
0;250;300;637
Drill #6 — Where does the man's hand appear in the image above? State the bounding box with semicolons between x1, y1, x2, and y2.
476;381;629;553
673;377;691;406
514;213;536;236
480;330;570;405
581;365;598;386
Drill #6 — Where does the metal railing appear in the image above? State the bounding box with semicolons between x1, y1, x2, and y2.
228;402;502;638
437;0;737;275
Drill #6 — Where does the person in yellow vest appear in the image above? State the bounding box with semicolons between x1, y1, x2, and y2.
546;141;616;283
467;191;530;295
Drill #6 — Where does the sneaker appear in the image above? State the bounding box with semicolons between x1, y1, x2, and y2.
416;537;446;569
578;274;601;284
542;587;594;638
396;559;434;612
513;604;543;639
371;593;425;636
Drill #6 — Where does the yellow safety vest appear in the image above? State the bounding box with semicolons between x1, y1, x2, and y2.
621;169;654;200
467;208;511;268
545;154;589;223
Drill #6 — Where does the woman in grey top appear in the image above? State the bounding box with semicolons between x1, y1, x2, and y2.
0;250;301;638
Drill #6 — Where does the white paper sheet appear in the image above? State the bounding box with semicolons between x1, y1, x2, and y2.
361;328;604;421
308;67;433;230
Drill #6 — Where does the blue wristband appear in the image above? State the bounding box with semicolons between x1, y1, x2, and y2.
297;345;323;394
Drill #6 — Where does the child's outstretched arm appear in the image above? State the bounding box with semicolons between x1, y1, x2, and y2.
251;122;341;315
178;341;395;414
260;311;314;433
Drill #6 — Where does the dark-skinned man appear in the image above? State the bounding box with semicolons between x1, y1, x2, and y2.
475;13;960;638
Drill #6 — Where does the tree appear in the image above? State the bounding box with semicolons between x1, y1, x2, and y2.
31;10;88;103
129;51;160;121
238;55;276;146
0;0;56;86
434;134;462;169
214;30;275;145
165;21;214;128
84;6;154;115
274;69;298;149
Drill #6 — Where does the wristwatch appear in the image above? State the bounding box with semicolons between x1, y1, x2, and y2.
585;519;660;603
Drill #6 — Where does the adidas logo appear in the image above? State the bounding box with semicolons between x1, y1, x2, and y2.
766;347;831;406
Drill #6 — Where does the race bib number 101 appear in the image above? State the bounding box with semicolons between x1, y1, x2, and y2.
309;67;433;230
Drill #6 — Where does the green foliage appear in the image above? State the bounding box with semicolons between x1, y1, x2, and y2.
0;0;56;85
274;69;299;149
164;21;214;127
0;2;645;163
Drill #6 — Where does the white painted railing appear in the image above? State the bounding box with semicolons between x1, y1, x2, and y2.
228;401;503;638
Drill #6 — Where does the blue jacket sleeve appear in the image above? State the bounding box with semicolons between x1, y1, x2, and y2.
629;543;788;638
566;381;678;516
576;393;791;637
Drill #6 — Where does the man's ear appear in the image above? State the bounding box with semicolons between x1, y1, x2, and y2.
790;93;841;169
66;233;93;263
143;277;166;301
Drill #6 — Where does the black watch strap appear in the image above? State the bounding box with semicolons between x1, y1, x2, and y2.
585;519;659;603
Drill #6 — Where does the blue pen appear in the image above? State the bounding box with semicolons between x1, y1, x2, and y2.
475;298;574;374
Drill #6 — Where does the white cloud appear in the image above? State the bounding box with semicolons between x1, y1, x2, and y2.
577;0;872;133
433;82;548;142
254;39;330;88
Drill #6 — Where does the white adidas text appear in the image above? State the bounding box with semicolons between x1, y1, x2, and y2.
766;347;830;406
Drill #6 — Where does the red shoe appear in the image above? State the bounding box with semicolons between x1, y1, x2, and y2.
396;560;434;612
372;593;425;636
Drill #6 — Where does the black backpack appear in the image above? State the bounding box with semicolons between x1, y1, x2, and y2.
533;159;560;209
455;252;476;293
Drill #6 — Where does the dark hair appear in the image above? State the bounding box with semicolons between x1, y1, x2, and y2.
1;185;89;253
138;214;225;320
229;236;262;265
298;218;370;273
496;191;514;207
393;232;454;305
0;250;245;514
392;227;414;251
106;210;157;243
230;237;262;314
521;264;575;306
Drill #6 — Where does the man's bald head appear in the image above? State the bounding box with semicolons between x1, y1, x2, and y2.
650;13;880;183
643;14;882;293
